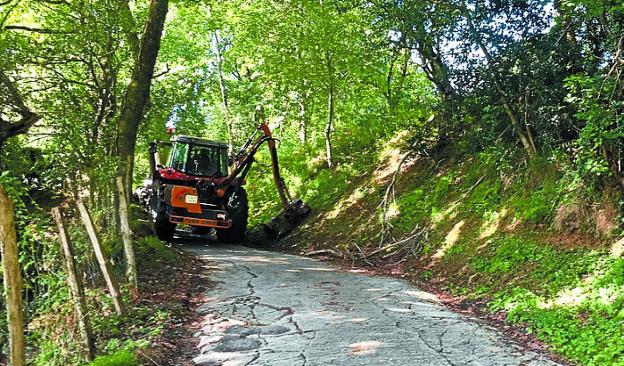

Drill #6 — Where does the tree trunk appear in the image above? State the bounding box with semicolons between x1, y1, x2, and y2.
0;187;25;366
116;0;169;197
325;51;335;169
385;48;410;114
462;10;536;156
211;28;234;154
298;97;307;144
51;207;95;361
0;70;40;146
116;177;137;294
77;200;125;316
412;22;455;104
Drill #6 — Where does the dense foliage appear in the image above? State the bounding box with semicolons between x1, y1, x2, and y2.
0;0;622;364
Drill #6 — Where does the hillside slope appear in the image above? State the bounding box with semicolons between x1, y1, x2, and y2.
281;135;624;366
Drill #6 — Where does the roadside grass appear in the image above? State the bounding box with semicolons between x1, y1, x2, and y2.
89;350;138;366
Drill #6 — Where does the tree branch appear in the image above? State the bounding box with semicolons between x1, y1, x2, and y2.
0;70;40;143
4;25;73;34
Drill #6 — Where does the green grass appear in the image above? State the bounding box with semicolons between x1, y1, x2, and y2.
135;236;180;264
89;350;138;366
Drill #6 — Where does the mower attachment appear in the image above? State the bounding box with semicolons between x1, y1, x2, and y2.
263;199;311;238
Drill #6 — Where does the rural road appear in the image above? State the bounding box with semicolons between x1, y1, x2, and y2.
182;243;559;366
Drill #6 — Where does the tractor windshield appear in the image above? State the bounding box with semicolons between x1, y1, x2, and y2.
168;142;228;177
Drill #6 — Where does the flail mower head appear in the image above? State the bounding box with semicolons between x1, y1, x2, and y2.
263;198;311;238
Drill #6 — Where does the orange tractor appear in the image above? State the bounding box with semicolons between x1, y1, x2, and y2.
142;123;309;242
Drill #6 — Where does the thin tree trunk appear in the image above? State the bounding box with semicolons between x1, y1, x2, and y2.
116;177;137;294
211;28;234;154
385;48;410;114
325;51;335;169
0;187;25;366
298;97;307;144
116;0;169;197
52;207;95;361
524;91;538;153
462;9;536;156
110;181;120;238
77;200;125;316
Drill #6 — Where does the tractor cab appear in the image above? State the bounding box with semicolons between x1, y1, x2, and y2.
166;136;229;178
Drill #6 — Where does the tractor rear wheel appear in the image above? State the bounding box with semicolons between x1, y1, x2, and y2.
217;188;248;243
154;211;176;242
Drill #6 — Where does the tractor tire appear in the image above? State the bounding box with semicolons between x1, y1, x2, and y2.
217;188;248;243
154;211;176;242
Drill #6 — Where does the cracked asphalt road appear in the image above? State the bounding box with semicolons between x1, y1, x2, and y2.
183;243;559;366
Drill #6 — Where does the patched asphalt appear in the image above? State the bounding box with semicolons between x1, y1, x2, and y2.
182;243;559;366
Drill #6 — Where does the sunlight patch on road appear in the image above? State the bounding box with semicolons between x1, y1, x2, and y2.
299;267;334;272
348;318;369;323
234;255;291;265
348;269;370;273
403;290;439;302
385;307;411;313
193;351;244;366
349;340;384;355
201;315;246;333
198;335;224;349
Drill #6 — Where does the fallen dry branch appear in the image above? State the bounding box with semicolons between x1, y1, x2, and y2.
379;149;415;244
306;249;344;259
370;225;426;258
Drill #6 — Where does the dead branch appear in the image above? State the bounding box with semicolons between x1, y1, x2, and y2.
459;175;486;201
153;63;171;78
306;249;343;259
352;242;373;266
379;149;418;244
371;224;427;258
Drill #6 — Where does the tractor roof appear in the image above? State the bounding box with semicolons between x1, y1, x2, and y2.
172;135;228;149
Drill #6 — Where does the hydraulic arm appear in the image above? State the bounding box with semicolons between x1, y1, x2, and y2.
229;123;299;212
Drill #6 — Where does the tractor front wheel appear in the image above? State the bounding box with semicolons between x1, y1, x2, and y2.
217;188;248;243
154;212;176;242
